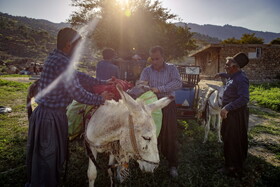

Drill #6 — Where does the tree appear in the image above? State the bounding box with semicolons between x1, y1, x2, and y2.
221;33;264;44
69;0;196;59
270;37;280;44
221;37;240;44
239;33;264;44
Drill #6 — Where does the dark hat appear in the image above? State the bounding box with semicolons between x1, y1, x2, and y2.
226;52;249;68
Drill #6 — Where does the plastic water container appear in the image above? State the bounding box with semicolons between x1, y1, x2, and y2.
175;88;195;107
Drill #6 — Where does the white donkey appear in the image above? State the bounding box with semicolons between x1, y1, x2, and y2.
202;84;225;143
85;85;173;186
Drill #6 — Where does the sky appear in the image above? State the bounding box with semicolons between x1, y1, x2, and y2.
0;0;279;33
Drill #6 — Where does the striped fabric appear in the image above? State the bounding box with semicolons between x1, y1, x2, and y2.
36;49;106;109
140;63;182;98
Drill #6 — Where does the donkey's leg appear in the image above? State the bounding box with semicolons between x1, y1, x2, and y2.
217;114;222;143
211;115;217;130
108;154;116;187
87;148;98;187
203;115;211;143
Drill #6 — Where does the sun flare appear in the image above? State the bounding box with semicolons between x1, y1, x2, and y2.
117;0;131;17
117;0;128;8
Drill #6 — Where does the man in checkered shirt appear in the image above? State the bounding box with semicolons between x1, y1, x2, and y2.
25;27;114;187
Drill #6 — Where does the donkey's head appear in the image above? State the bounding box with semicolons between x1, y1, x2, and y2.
216;86;225;107
206;84;225;108
116;84;173;172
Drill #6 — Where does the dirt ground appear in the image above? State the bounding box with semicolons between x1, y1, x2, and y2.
247;104;280;167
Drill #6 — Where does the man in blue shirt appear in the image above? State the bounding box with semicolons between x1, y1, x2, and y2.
215;52;249;178
96;48;120;80
140;46;182;178
26;28;114;187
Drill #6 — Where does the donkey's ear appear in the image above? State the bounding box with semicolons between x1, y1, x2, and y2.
116;84;138;110
148;96;173;112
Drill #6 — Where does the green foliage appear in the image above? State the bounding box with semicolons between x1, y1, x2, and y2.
0;12;58;60
192;32;221;44
270;37;280;44
250;82;280;111
69;0;197;59
221;37;240;44
221;33;264;44
240;33;264;44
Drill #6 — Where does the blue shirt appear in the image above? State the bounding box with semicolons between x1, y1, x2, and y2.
36;49;106;109
96;60;120;80
219;71;249;111
140;63;182;98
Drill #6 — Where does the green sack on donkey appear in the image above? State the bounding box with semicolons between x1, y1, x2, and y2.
66;100;96;140
138;91;163;137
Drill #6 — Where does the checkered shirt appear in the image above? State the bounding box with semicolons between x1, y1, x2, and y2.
36;49;106;108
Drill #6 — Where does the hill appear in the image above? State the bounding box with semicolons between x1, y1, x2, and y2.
1;12;280;73
0;12;70;59
175;22;280;44
0;12;71;74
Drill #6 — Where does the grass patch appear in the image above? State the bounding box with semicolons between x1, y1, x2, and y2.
249;107;279;118
249;124;280;137
0;79;31;91
250;82;280;112
0;74;30;78
0;79;30;186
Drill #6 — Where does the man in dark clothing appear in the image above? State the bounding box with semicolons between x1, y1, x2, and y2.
215;52;250;177
96;48;120;80
140;46;182;178
25;27;114;187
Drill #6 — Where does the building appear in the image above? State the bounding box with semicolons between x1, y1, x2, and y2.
190;44;280;81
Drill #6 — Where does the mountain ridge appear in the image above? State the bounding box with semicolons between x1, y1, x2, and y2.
175;22;280;43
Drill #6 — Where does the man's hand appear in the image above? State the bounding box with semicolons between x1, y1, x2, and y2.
214;73;220;79
105;76;117;84
220;108;228;119
101;91;114;100
151;87;160;93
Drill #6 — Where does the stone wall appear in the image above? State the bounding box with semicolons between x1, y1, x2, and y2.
195;44;280;81
220;45;280;81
